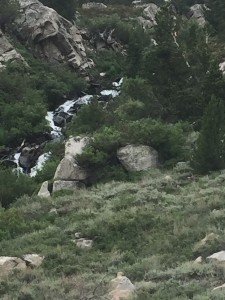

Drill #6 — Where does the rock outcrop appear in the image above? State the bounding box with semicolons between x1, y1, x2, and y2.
117;144;158;172
137;3;160;30
15;0;93;71
108;272;136;300
189;4;206;26
0;30;25;70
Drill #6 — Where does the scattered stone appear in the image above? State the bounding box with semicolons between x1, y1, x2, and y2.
38;181;50;198
76;238;93;249
15;0;93;71
53;180;83;193
207;251;225;262
22;254;45;268
108;272;136;300
117;144;158;172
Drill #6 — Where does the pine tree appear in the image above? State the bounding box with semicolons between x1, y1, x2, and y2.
192;96;225;174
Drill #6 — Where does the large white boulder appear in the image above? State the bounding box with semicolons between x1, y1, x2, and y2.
54;156;88;181
117;145;158;172
15;0;93;70
108;272;136;300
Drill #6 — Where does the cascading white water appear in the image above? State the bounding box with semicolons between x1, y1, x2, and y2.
12;78;123;176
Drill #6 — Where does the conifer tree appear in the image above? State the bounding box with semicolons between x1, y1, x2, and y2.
192;96;225;174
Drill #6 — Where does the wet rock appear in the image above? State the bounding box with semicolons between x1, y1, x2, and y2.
38;181;50;198
117;145;158;172
19;146;42;172
53;111;72;127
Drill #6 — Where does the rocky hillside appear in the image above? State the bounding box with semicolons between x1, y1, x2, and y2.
1;0;225;299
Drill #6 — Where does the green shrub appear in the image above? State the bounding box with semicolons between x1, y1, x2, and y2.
0;167;37;208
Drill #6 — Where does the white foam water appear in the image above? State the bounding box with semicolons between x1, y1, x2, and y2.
30;152;51;177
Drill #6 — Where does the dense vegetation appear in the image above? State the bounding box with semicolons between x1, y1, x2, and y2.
1;0;225;298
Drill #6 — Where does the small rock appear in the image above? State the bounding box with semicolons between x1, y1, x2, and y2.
38;181;50;198
75;232;81;238
194;256;203;264
193;233;219;255
76;238;93;249
0;257;26;273
49;208;58;215
82;2;107;10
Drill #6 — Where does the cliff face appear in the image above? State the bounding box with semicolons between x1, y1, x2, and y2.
0;0;93;71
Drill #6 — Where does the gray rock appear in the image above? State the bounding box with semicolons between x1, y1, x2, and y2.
0;257;26;273
54;156;88;181
117;145;158;172
189;4;206;26
109;272;136;300
76;238;93;249
15;0;94;71
38;181;50;198
0;30;25;69
53;180;82;193
143;3;160;25
22;254;45;268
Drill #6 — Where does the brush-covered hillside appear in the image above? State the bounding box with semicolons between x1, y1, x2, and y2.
1;0;225;299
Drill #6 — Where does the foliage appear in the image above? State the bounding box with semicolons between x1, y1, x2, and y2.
192;97;225;174
0;0;20;31
0;167;37;208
